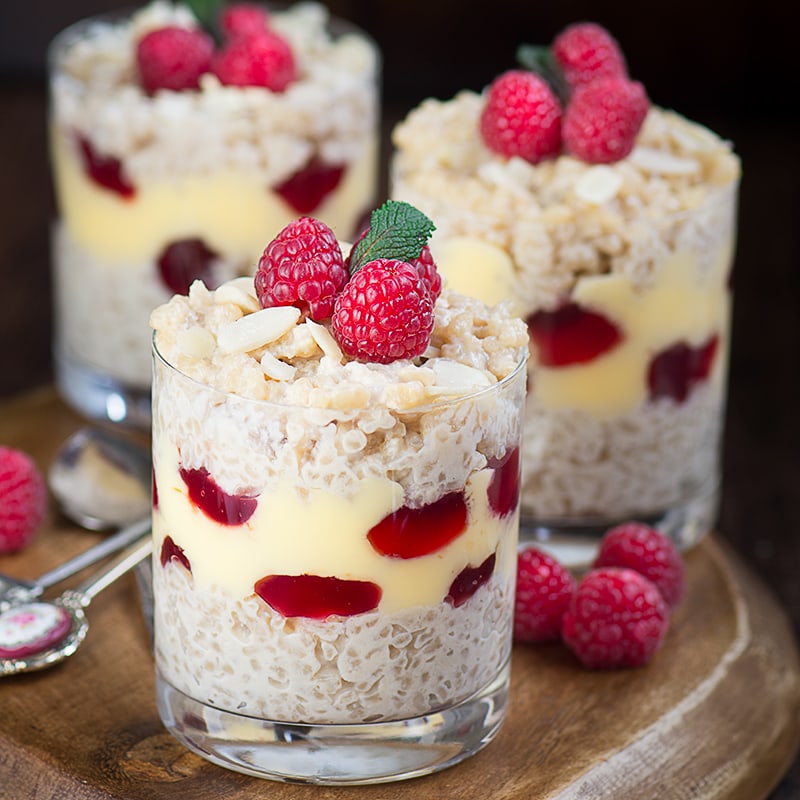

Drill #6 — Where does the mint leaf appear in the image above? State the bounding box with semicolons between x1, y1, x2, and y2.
516;43;569;104
185;0;225;40
349;201;436;274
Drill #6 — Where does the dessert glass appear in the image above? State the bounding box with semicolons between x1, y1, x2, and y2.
48;2;380;427
150;281;527;783
392;95;740;566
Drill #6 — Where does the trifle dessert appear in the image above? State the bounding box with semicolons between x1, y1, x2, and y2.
391;23;740;565
149;201;528;782
49;0;380;426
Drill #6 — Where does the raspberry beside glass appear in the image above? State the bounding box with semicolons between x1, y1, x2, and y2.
48;1;380;427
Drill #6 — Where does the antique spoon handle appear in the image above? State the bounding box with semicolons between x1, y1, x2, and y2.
37;516;151;592
65;535;153;607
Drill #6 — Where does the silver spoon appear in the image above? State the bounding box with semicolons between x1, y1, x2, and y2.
0;535;152;676
0;427;152;611
48;426;151;530
0;517;150;611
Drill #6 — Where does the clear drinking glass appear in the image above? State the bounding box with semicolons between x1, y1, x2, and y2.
47;3;380;427
391;96;741;567
517;180;739;566
150;333;527;783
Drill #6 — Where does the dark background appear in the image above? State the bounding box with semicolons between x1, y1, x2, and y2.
1;1;798;796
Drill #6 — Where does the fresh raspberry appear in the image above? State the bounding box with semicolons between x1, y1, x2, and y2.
219;3;270;40
552;22;627;89
136;26;214;94
514;547;576;643
331;259;434;363
563;567;669;669
562;76;649;164
410;245;442;302
0;446;47;554
255;217;347;321
347;231;441;303
594;522;685;608
479;70;562;164
212;30;296;92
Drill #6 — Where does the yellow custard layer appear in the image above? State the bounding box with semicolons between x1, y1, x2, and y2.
435;236;732;420
50;131;378;265
153;435;515;615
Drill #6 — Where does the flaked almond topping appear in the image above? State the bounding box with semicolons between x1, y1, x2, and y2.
477;159;531;197
217;306;300;354
304;319;343;363
667;118;722;153
260;351;296;381
629;147;700;176
215;279;261;313
426;358;494;396
176;326;216;358
574;165;624;204
383;381;429;410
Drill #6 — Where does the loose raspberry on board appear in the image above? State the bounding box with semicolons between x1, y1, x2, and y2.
0;446;47;554
594;521;685;608
514;547;576;643
563;567;670;669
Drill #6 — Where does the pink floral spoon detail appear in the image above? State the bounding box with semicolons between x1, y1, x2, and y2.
0;537;151;676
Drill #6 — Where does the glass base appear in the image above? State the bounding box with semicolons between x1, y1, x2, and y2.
520;479;719;570
155;660;510;785
54;345;151;429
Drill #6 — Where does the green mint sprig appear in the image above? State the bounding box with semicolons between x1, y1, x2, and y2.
184;0;226;42
348;201;436;275
516;43;569;104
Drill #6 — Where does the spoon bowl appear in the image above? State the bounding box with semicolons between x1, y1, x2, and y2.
48;426;151;530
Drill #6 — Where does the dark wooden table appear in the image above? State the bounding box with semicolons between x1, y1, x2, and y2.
1;80;799;797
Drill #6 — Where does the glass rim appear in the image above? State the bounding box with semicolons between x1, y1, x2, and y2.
152;329;528;415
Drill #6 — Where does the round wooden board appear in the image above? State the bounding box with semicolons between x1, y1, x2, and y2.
1;387;799;799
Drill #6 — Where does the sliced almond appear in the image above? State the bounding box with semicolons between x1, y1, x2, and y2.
176;326;216;359
217;306;300;354
305;319;344;362
541;204;574;225
477;159;530;197
668;118;721;153
629;146;700;176
260;351;296;381
574;165;623;204
426;358;493;395
215;280;260;313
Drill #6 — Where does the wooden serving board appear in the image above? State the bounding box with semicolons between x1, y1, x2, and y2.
1;387;800;800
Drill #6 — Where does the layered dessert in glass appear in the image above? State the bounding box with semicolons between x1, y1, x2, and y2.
49;1;380;426
391;24;740;565
149;203;528;782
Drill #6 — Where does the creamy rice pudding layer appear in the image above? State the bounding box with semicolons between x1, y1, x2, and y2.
391;93;740;520
151;279;528;723
50;1;380;387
